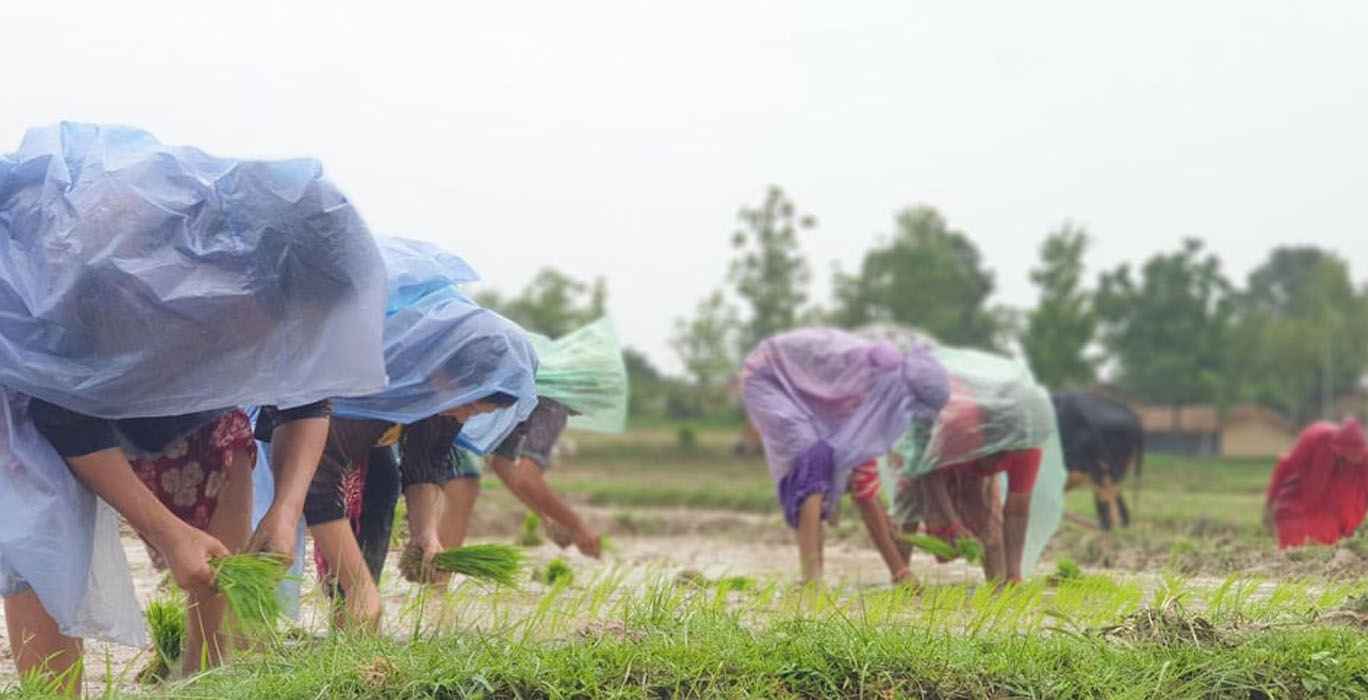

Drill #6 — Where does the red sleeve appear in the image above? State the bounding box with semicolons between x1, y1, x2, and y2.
1003;448;1043;494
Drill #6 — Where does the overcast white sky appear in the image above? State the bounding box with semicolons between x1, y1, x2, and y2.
3;1;1365;373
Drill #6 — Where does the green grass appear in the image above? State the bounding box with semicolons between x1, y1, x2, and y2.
19;571;1368;699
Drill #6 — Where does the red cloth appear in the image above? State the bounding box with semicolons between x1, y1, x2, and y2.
314;455;371;583
949;448;1043;494
1268;422;1368;549
849;459;881;503
129;410;257;570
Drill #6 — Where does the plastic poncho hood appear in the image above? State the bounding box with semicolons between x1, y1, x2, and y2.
740;328;949;527
880;346;1065;576
529;317;629;433
0;123;390;645
332;237;539;453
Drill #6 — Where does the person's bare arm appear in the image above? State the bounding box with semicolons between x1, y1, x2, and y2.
490;456;600;557
65;448;226;594
249;417;329;562
402;483;445;580
1002;491;1031;581
796;493;825;585
854;497;909;583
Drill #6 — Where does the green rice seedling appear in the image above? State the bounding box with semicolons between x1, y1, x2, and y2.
716;576;756;594
212;553;287;632
135;595;185;684
1047;557;1083;586
517;511;544;547
431;543;525;587
542;557;574;586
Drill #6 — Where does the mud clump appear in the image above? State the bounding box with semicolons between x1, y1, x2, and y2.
1098;599;1225;647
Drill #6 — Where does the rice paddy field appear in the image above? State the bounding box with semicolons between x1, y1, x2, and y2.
8;426;1368;699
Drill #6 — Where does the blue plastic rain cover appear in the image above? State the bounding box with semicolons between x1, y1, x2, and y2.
332;237;539;453
0;123;390;645
0;122;389;417
0;390;145;645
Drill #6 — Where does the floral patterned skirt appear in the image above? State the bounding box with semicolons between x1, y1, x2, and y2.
128;410;256;569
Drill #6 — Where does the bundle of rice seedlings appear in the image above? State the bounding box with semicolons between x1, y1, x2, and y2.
516;511;545;547
430;543;525;587
212;553;287;632
902;533;984;564
901;533;958;560
955;536;983;564
135;595;185;684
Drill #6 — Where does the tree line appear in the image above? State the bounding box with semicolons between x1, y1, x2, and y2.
478;185;1368;426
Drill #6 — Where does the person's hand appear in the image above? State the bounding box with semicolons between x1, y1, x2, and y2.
543;519;574;548
246;507;298;567
156;524;229;596
400;535;449;585
891;566;915;586
573;531;603;559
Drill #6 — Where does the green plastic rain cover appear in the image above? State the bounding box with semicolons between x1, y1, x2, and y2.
529;317;629;433
878;345;1065;577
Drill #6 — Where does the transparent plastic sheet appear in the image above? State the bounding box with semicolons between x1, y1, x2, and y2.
739;328;949;524
332;237;539;453
246;408;306;619
0;123;389;418
0;124;391;646
0;390;145;645
856;323;941;352
529;317;629;433
881;346;1064;576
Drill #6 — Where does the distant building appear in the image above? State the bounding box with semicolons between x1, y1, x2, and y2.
1130;404;1294;459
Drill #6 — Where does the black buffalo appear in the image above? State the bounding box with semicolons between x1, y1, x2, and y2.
1052;392;1144;530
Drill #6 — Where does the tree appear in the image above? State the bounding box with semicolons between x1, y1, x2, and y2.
476;268;608;337
1240;247;1368;423
833;206;1002;349
1094;239;1233;420
672;290;741;391
728;186;814;354
1021;223;1097;388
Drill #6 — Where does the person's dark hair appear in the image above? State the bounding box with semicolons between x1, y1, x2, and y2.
479;391;519;408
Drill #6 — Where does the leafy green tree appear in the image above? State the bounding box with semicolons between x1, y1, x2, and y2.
1021;223;1097;388
476;268;608;337
672;290;741;391
1241;247;1368;423
728;186;814;354
1094;239;1233;421
833;206;1002;349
